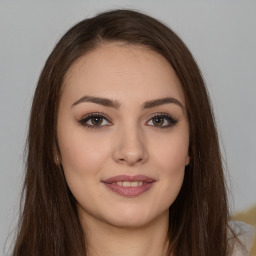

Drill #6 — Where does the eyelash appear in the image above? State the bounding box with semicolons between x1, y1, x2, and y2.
146;113;178;128
79;112;178;129
79;112;112;129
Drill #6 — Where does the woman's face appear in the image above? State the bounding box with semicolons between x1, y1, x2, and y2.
57;44;190;228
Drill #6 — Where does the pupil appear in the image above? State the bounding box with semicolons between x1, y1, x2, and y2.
153;117;163;126
92;117;103;125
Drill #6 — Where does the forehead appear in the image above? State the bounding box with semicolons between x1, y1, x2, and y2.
62;43;185;106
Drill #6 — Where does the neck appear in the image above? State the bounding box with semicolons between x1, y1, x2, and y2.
81;212;171;256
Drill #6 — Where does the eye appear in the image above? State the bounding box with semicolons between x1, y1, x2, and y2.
146;113;178;128
79;113;112;129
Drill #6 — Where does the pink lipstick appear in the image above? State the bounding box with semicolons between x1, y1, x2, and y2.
101;175;155;197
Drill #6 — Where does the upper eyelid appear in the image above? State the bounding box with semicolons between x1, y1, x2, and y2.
81;112;112;121
147;112;173;118
146;112;177;121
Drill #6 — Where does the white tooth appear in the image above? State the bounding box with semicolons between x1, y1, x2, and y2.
138;181;143;186
131;181;139;187
117;181;123;186
123;181;131;187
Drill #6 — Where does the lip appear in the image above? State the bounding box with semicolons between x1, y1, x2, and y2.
101;175;156;197
102;175;155;184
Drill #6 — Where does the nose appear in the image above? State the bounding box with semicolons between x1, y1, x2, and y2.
112;125;148;166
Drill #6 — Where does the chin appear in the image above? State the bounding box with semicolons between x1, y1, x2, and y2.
101;206;169;230
106;216;153;229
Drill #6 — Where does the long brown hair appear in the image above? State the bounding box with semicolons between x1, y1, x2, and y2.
12;9;233;256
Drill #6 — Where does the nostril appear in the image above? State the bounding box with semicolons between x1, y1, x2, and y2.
117;156;144;166
112;135;149;165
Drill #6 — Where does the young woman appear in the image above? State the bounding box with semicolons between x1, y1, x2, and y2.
11;9;254;256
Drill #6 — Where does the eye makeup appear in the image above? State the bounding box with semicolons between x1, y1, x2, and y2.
79;111;178;130
146;113;178;128
79;112;112;129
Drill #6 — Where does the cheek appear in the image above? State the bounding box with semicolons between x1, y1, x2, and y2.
57;124;111;179
57;129;110;207
149;131;189;202
159;147;186;195
154;151;186;210
151;130;189;172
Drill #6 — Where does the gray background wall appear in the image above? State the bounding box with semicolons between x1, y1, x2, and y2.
1;0;255;254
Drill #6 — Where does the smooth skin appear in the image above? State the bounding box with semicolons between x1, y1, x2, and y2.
57;44;190;256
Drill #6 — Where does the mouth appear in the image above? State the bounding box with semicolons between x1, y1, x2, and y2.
101;175;156;197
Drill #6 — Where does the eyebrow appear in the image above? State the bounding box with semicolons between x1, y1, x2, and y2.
142;97;184;110
72;96;121;108
71;96;184;110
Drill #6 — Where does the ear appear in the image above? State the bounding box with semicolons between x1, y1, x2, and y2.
54;154;60;166
53;142;61;166
185;155;190;166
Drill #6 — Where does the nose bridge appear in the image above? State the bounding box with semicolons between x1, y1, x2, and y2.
113;121;148;165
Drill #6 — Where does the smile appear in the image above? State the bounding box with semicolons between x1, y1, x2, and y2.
101;175;155;197
115;181;143;187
